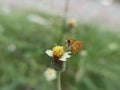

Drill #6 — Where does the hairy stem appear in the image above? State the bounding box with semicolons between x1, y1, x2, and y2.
57;71;61;90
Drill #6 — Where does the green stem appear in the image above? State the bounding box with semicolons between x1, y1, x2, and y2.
62;0;70;33
63;0;70;22
57;71;61;90
57;0;70;44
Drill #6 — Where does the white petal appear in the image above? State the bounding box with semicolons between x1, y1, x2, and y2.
45;50;53;57
59;52;71;61
64;52;71;58
59;58;67;61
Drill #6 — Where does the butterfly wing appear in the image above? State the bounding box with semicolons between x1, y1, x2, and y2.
65;39;83;54
71;41;83;53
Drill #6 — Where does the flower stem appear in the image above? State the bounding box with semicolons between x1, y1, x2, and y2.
57;71;61;90
57;0;70;44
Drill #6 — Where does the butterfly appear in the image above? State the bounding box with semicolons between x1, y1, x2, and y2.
65;39;83;54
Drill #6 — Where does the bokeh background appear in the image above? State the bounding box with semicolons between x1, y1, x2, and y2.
0;0;120;90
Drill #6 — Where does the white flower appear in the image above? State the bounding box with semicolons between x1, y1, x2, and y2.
46;45;71;61
108;43;118;51
46;50;71;61
44;68;56;81
7;44;16;52
80;50;88;57
27;14;50;25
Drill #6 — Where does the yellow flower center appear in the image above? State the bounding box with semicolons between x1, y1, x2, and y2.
52;46;64;58
68;18;76;27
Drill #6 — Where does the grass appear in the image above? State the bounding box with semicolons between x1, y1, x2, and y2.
0;10;120;90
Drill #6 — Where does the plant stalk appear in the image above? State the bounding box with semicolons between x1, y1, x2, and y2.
57;71;61;90
57;0;70;44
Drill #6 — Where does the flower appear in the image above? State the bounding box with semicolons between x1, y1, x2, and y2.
46;46;71;61
46;45;71;71
44;68;56;81
108;43;118;51
7;44;16;52
27;14;50;25
80;50;88;57
68;18;77;27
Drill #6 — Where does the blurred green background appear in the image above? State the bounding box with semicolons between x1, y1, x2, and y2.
0;0;120;90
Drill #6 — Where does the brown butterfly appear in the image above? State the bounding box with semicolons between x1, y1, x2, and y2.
65;39;83;54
